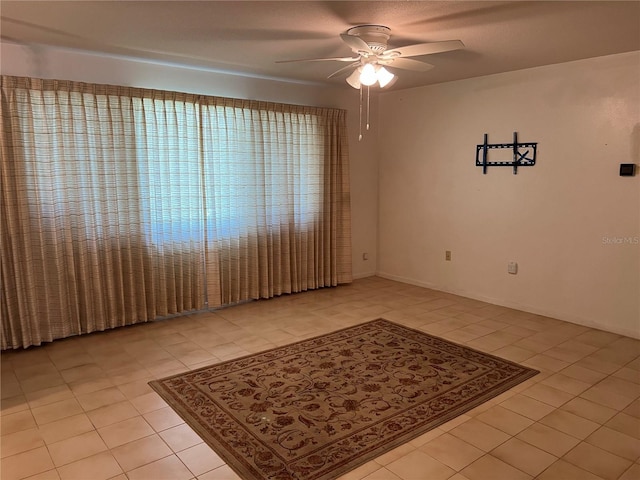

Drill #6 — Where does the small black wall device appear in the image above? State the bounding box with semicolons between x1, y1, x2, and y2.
619;164;636;176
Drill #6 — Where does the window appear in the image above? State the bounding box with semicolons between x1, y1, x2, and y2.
202;106;323;238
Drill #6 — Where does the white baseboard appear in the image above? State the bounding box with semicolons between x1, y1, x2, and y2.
376;271;640;339
353;271;377;280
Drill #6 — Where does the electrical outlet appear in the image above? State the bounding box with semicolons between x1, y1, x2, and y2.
445;250;451;261
508;262;518;274
362;253;369;261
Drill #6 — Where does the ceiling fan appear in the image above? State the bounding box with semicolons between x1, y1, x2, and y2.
277;25;465;89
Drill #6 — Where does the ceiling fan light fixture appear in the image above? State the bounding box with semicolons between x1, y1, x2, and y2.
359;63;377;86
376;66;395;88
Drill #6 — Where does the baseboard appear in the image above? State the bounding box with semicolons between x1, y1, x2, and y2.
376;271;640;339
353;271;377;280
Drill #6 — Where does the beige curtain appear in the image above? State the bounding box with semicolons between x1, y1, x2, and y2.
1;75;351;349
1;78;206;349
201;98;352;305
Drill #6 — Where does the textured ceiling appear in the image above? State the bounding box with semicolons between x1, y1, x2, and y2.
1;1;639;90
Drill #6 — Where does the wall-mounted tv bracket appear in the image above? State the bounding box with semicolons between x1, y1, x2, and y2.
476;132;537;174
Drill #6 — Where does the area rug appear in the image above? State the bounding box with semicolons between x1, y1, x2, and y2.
150;318;538;480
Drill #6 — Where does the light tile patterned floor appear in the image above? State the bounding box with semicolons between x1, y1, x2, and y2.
1;276;639;480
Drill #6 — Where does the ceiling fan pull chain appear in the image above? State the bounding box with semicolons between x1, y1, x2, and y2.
358;86;363;141
366;85;370;131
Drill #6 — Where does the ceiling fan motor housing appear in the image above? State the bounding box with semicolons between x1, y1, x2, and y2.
346;25;391;53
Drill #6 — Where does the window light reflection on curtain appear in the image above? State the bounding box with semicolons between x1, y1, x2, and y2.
200;100;330;304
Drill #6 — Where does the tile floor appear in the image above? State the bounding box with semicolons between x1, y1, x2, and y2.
1;276;639;480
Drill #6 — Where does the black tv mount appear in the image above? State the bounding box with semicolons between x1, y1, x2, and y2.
476;132;537;175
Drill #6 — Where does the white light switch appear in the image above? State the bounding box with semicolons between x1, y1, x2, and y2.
508;262;518;274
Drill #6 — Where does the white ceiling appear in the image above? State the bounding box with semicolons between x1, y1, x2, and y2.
1;1;639;90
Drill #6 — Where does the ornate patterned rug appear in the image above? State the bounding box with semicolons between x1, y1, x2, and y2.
150;319;538;480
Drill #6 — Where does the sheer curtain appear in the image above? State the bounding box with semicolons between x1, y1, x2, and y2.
201;98;352;305
0;78;206;349
1;76;351;349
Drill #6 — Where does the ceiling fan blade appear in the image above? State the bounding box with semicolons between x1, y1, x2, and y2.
327;62;359;79
276;56;358;64
388;58;434;72
340;33;373;54
385;40;465;58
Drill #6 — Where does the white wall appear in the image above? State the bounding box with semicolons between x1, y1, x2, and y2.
378;52;640;337
0;41;380;278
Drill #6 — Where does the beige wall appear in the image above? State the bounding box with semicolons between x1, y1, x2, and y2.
0;41;380;279
378;52;640;337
